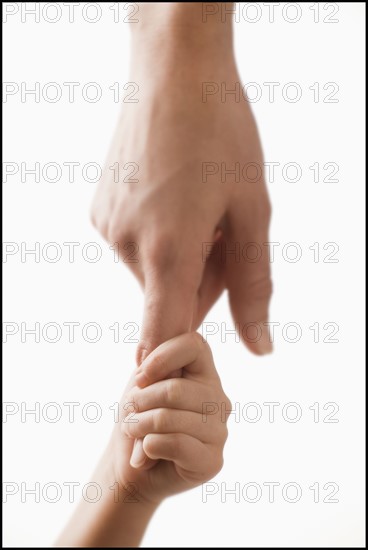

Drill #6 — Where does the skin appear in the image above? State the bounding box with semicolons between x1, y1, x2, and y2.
91;2;272;361
91;2;272;532
91;3;273;469
55;333;230;547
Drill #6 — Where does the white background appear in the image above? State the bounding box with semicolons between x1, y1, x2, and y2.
3;2;365;547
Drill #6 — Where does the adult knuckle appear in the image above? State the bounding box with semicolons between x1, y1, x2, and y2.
90;209;108;240
106;217;126;245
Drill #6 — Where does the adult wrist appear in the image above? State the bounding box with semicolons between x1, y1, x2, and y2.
131;2;234;38
129;3;236;76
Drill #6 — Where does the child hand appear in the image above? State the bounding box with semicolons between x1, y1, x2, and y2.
112;332;231;505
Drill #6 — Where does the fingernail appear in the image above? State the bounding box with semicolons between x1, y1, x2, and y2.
130;439;147;469
252;324;273;355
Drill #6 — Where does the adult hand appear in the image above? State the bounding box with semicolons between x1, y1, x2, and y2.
91;3;272;361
